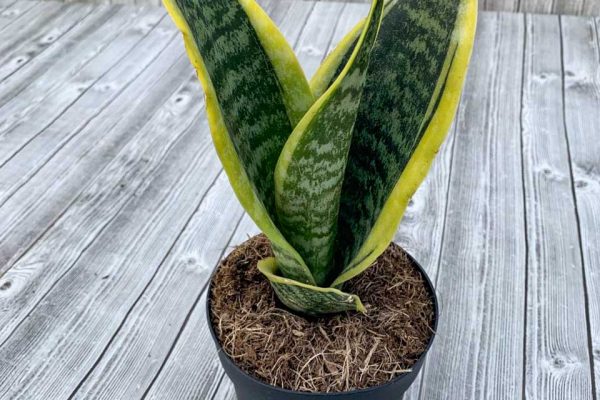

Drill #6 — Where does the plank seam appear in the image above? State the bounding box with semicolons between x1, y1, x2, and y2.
321;1;347;62
66;169;226;400
0;5;120;110
558;15;599;400
0;101;203;348
416;104;461;400
0;12;169;176
139;204;246;400
0;0;19;13
0;4;98;86
290;1;317;49
210;372;228;400
519;12;530;400
0;16;173;204
0;0;39;35
0;15;174;278
594;18;600;63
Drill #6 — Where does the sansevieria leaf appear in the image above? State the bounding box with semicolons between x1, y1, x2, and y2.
274;0;385;287
163;0;316;284
309;0;477;286
257;258;365;315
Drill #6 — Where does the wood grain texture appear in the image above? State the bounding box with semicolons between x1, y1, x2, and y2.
0;49;196;343
0;2;74;62
519;0;557;14
24;0;600;16
561;15;600;393
418;12;527;400
69;171;244;400
0;0;17;10
583;0;600;15
300;0;600;17
0;7;169;276
521;13;594;400
395;128;458;400
141;214;262;400
294;1;344;80
0;65;224;398
0;6;164;166
0;2;97;82
0;0;39;30
0;2;599;399
0;13;174;238
480;0;520;13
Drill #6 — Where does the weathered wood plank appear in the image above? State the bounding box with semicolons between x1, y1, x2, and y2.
519;0;554;14
68;171;245;400
395;131;457;400
561;15;600;393
295;1;344;80
521;0;587;15
30;0;600;17
0;6;164;167
0;0;17;10
480;0;520;13
0;2;96;82
418;12;527;400
0;2;74;58
0;71;226;399
552;1;586;16
142;213;259;400
267;0;315;50
0;7;167;276
0;4;115;91
0;45;193;344
0;13;174;239
0;4;121;97
288;0;600;17
59;4;325;400
0;0;38;31
521;13;594;400
583;0;600;15
325;2;367;48
212;379;237;400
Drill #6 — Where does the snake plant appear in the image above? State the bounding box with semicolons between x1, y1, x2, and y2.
164;0;477;315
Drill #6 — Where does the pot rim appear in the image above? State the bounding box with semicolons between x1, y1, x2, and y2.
206;242;439;397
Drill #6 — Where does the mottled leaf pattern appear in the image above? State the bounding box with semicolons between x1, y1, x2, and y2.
163;0;316;284
257;258;365;315
165;0;477;315
274;0;384;286
310;0;477;286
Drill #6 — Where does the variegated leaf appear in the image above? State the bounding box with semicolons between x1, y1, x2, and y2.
163;0;316;284
274;0;385;286
257;258;365;315
311;0;478;286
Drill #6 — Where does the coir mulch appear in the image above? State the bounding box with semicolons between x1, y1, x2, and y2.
210;234;435;393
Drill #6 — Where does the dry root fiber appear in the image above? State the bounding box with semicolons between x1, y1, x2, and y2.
210;234;435;393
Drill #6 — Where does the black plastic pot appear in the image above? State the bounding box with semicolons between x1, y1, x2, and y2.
207;250;439;400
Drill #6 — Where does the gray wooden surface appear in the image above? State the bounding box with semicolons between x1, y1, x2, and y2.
0;1;598;399
34;0;600;17
316;0;600;16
